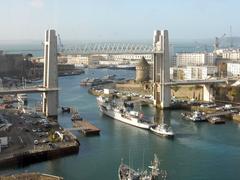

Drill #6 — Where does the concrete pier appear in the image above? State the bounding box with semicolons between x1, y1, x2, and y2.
203;84;214;102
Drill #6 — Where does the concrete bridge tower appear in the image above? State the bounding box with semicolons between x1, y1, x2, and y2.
42;29;58;117
152;30;171;108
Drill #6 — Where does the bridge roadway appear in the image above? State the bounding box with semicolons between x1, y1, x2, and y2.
0;87;59;95
163;79;226;86
164;77;240;86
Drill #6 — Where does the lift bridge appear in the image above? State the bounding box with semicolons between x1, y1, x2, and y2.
60;42;153;55
5;42;166;55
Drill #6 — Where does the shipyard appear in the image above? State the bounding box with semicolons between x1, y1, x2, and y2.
1;1;240;180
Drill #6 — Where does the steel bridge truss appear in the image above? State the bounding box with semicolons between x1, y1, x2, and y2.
61;42;153;54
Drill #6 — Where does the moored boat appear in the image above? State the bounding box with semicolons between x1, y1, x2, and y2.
118;154;167;180
97;96;154;129
71;112;83;121
181;111;207;122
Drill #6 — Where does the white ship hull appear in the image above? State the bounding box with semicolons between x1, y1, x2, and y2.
150;127;174;137
98;102;152;130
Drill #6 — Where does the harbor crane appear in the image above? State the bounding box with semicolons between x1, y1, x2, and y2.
214;33;226;50
57;34;64;54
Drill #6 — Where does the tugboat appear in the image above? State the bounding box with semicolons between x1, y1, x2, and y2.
150;124;174;137
97;96;154;129
181;111;207;122
118;154;167;180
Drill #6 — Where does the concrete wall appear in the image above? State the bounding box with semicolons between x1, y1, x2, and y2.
171;85;203;100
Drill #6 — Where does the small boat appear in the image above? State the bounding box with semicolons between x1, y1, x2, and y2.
102;74;116;80
181;111;207;122
80;77;112;87
61;107;71;113
71;113;83;121
80;78;89;86
118;154;167;180
116;64;136;70
208;116;225;124
150;124;174;137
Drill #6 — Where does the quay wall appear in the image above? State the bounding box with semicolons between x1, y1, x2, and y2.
0;172;64;180
0;141;79;168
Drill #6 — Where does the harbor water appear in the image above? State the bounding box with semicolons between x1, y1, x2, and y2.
1;68;240;180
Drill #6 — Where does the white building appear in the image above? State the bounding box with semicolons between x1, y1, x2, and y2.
66;55;89;65
112;54;152;64
99;60;125;65
221;49;240;60
227;62;240;77
170;66;217;80
176;52;216;66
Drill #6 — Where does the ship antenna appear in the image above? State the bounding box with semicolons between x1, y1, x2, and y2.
121;158;123;165
128;149;132;179
142;149;145;172
128;149;130;168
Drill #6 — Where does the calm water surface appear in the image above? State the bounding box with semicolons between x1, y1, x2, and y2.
1;68;240;180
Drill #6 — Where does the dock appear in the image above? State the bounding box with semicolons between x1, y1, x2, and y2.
205;111;233;118
0;109;80;168
71;120;100;136
207;117;226;124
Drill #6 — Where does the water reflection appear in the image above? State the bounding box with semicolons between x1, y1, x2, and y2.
154;109;171;126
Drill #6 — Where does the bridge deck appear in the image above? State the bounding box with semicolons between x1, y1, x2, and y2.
164;79;226;86
0;87;59;95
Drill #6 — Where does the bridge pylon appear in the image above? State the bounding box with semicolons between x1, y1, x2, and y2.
42;29;59;117
152;30;171;109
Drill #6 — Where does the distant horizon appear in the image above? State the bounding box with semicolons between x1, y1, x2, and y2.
0;37;235;44
1;0;240;41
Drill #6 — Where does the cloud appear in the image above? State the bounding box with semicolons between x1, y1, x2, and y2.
30;0;44;8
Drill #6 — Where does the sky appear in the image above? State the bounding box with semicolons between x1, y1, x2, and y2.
0;0;239;42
